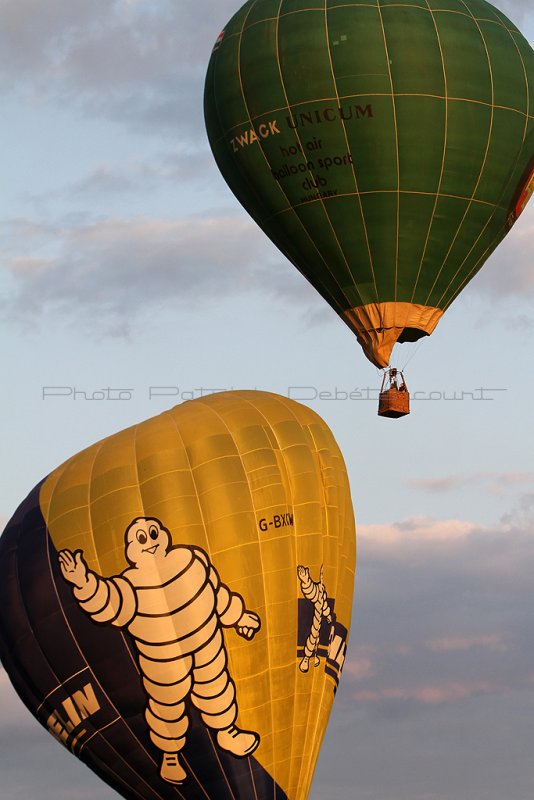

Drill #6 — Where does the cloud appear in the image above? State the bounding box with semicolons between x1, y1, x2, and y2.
67;150;216;199
409;472;534;497
359;515;479;547
492;0;534;25
409;475;466;493
339;499;534;726
0;0;239;137
0;1;109;78
469;208;534;307
343;656;375;681
425;634;508;653
352;680;497;706
20;149;223;214
0;211;320;332
358;505;534;589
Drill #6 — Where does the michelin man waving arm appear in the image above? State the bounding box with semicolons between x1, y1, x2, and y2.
59;517;261;786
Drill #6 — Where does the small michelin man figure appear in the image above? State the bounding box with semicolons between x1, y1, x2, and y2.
59;517;261;785
297;564;333;672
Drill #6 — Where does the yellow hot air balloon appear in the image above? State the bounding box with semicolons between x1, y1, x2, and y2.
0;390;355;800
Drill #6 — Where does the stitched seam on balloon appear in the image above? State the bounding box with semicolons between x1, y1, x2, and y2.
376;0;401;302
496;12;530;142
162;410;227;800
45;481;174;524
266;189;497;224
229;4;521;35
212;93;530;145
36;666;89;714
264;393;321;800
305;424;341;605
439;14;532;307
38;468;63;532
410;0;450;303
206;728;239;800
441;217;517;312
170;406;253;800
332;3;520;33
434;3;519;308
86;439;108;576
194;394;269;798
246;757;261;800
165;414;212;553
44;450;101;567
425;0;496;307
222;0;361;317
236;392;302;799
124;421;166;681
272;0;368;309
294;423;331;797
82;721;153;800
323;0;380;302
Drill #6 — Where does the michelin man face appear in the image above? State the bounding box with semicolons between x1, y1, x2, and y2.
125;517;171;566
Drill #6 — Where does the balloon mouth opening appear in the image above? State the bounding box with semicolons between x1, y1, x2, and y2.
342;302;444;368
397;327;429;344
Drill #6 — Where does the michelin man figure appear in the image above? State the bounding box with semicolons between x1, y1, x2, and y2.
59;517;261;785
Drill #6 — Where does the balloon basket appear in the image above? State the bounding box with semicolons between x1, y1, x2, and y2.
378;368;410;418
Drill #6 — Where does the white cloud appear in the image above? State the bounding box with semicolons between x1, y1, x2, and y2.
340;497;534;727
359;515;479;547
0;0;239;136
67;150;215;199
468;208;534;309
343;656;375;681
425;634;508;653
0;212;317;332
352;680;497;706
492;0;534;26
409;472;534;495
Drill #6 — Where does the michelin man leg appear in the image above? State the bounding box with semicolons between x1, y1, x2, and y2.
191;630;259;757
141;656;193;784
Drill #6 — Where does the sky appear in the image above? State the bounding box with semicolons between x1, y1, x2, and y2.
0;1;533;798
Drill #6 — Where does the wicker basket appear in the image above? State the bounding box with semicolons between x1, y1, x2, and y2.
378;387;410;418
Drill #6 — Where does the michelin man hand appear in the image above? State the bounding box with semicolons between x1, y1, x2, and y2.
59;549;89;589
236;611;261;640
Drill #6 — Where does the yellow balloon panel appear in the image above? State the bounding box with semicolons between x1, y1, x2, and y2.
39;391;356;800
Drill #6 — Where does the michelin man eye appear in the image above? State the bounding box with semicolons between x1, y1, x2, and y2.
149;526;159;540
137;531;147;545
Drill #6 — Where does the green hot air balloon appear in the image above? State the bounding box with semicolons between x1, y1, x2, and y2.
204;0;534;368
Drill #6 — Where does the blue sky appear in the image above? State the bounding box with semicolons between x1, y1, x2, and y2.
0;1;533;798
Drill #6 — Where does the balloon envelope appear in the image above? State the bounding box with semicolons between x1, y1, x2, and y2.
204;0;534;367
0;391;356;800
